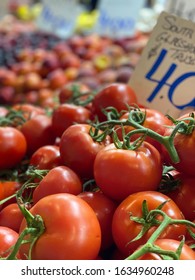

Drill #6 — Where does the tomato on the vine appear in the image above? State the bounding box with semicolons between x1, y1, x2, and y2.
162;112;195;177
32;166;82;204
92;83;138;121
30;145;62;170
94;142;163;201
0;203;24;232
19;193;101;260
78;191;118;251
165;175;195;221
60;124;111;179
20;114;56;156
0;226;21;258
52;103;92;138
0;127;27;169
138;239;195;260
112;191;186;257
0;181;21;210
116;108;173;153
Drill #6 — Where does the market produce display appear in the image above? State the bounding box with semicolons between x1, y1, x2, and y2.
0;14;195;261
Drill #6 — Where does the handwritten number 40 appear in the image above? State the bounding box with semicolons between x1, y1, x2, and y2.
145;49;195;110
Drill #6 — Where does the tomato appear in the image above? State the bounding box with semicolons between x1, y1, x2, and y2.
52;103;91;138
20;114;56;156
0;127;27;169
94;142;163;201
92;83;138;121
78;191;118;251
0;203;24;232
58;81;90;104
30;145;62;170
11;103;45;120
116;108;173;153
60;124;111;179
32;166;82;204
165;176;195;221
138;239;195;260
112;191;186;257
162;113;195;177
0;180;20;201
19;193;101;260
0;226;21;258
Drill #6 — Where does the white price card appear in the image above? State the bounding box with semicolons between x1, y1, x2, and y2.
165;0;195;21
129;11;195;117
94;0;145;38
36;0;82;38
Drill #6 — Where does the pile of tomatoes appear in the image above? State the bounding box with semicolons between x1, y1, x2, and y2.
0;79;195;260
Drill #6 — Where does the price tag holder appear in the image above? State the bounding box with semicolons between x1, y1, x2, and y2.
165;0;195;21
36;0;82;39
129;11;195;117
94;0;145;38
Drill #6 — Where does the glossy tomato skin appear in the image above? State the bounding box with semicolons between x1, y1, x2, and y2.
30;145;62;170
92;83;138;121
138;239;195;260
20;114;56;156
0;127;27;169
166;176;195;221
0;181;21;210
19;193;101;260
0;226;21;258
116;108;173;154
51;103;91;138
112;191;186;257
32;166;82;204
162;115;195;177
94;142;163;201
78;191;118;251
0;203;24;232
60;124;111;179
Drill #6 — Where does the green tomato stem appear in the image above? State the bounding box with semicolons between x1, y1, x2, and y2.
126;209;195;260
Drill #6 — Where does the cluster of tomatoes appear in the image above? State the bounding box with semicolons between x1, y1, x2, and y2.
0;76;195;260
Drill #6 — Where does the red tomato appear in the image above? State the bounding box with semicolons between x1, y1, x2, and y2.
162;113;195;177
0;226;21;258
11;103;45;120
60;124;111;179
112;191;186;257
138;239;195;260
92;83;138;121
19;193;101;260
0;203;24;232
116;108;173;153
94;142;163;201
0;127;27;169
52;103;91;138
30;145;62;170
32;166;82;204
0;181;20;209
78;191;118;251
58;81;90;104
165;176;195;221
20;114;56;156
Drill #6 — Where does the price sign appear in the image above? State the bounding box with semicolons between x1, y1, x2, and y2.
36;0;82;38
129;11;195;117
94;0;145;38
165;0;195;21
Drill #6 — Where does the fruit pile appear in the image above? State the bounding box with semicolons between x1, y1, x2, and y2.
0;22;195;261
0;26;147;106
